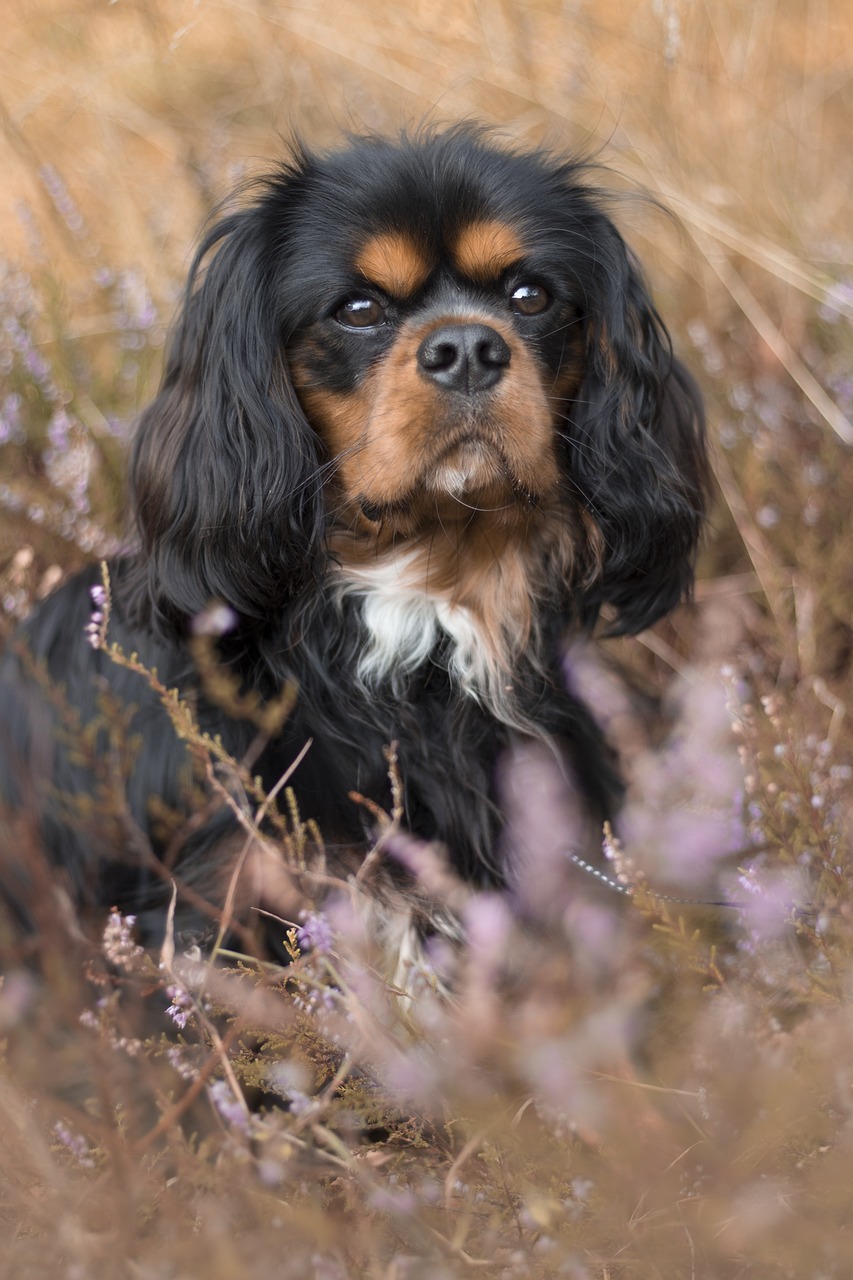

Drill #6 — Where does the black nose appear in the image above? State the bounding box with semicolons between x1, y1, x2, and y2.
417;324;511;394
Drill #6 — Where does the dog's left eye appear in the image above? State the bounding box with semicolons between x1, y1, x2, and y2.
510;283;551;316
335;298;387;329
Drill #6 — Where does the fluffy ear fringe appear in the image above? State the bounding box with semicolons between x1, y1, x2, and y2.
569;229;709;636
126;187;325;635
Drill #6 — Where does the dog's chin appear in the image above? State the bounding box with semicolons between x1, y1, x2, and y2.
426;439;513;505
358;439;540;529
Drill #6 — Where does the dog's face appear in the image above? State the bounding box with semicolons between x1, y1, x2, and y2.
129;129;707;636
283;139;591;536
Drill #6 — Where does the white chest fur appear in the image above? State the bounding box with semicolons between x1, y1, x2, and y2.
334;551;498;701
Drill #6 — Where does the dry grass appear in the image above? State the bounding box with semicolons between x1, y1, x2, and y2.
2;2;853;1276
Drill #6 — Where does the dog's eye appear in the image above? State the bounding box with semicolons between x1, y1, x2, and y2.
510;283;551;317
335;298;386;329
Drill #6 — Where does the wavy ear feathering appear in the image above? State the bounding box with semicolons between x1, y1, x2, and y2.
558;202;707;636
127;171;327;635
0;126;709;951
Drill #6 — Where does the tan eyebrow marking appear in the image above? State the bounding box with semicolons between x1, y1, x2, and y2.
354;232;432;298
453;220;525;281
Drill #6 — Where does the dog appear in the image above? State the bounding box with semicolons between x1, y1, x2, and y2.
0;126;707;953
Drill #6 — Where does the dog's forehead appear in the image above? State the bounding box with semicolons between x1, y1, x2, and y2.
350;220;526;296
296;138;557;291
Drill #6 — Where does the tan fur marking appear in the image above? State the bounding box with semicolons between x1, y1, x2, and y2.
332;509;579;687
453;220;525;281
355;232;431;298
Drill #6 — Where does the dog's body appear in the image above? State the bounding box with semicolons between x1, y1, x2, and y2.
0;128;707;947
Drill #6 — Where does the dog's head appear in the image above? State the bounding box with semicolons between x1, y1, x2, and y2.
130;127;707;637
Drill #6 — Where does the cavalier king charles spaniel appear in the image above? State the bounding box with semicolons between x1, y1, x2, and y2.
0;127;707;951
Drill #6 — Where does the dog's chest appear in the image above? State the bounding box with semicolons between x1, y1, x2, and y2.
334;553;501;702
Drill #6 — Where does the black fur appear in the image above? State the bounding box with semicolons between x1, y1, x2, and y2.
0;128;707;946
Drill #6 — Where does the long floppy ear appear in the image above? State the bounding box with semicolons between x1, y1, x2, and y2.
567;218;708;636
128;178;324;634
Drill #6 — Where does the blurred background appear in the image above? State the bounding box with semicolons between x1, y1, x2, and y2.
2;3;853;1276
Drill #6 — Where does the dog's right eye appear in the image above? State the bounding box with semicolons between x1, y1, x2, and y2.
335;298;387;329
510;282;551;317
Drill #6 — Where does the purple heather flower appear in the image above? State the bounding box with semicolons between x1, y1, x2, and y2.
53;1121;95;1169
39;164;86;237
207;1079;250;1132
462;893;512;966
498;740;588;918
297;911;334;955
85;614;103;649
23;346;50;383
85;583;108;648
0;393;24;446
165;983;193;1029
191;602;239;636
102;910;143;968
114;269;159;334
287;1090;314;1116
166;1047;199;1081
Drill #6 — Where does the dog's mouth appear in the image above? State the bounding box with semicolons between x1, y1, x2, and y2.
428;435;526;503
358;433;540;523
